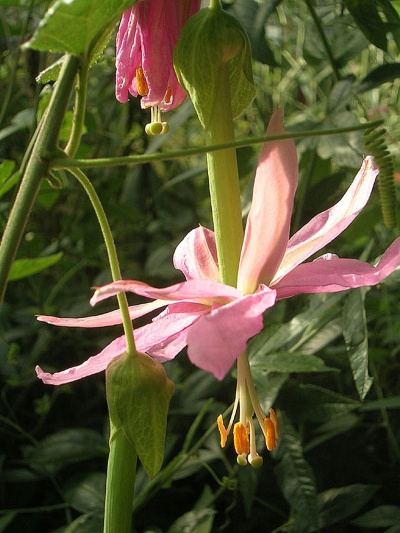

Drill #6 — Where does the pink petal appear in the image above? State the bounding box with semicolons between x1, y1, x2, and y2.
186;286;276;380
36;300;169;328
90;278;242;306
173;226;220;281
35;335;127;385
238;109;298;293
274;156;379;283
135;302;208;359
274;237;400;299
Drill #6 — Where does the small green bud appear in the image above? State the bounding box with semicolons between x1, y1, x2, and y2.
106;351;175;478
174;4;256;129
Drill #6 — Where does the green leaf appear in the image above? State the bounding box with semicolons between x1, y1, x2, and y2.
358;396;400;411
250;352;337;374
351;505;400;528
358;63;400;92
0;512;17;533
318;484;380;529
174;5;256;129
229;0;278;66
274;415;319;533
0;160;20;199
106;352;175;478
64;472;106;514
25;0;136;57
8;252;63;281
64;514;104;533
0;109;35;142
342;289;373;400
167;509;216;533
344;0;388;51
26;429;107;475
249;293;345;358
327;77;355;113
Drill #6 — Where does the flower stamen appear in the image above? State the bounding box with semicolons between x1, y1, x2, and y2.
136;66;149;96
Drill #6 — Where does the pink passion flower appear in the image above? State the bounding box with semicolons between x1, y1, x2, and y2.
36;110;400;387
115;0;200;133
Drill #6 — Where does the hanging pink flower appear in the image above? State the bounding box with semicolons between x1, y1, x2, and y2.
36;110;400;386
115;0;201;111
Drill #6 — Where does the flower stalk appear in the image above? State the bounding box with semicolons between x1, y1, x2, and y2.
205;60;244;287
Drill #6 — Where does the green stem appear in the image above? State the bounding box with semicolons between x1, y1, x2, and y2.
68;168;136;355
205;62;244;286
65;57;88;157
0;54;80;306
48;120;384;171
104;424;137;533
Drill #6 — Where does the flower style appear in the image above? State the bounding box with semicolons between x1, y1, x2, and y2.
116;0;200;132
36;110;400;462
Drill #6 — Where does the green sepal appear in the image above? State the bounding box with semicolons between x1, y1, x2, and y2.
106;351;175;478
174;5;256;129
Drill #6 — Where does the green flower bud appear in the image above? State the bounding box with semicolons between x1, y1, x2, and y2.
174;3;256;129
106;351;175;478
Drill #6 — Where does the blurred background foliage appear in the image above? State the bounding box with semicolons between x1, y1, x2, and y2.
1;0;400;531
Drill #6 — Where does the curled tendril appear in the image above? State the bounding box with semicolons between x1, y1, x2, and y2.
363;125;397;229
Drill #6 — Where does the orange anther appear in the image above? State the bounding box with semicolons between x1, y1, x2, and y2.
233;422;250;455
217;415;228;448
136;66;149;96
269;408;279;439
264;418;277;451
164;85;172;103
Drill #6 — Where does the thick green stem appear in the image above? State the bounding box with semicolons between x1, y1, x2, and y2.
69;168;136;356
104;424;137;533
0;54;80;306
65;58;88;157
206;62;244;286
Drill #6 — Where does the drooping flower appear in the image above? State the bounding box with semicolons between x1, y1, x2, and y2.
115;0;201;133
36;109;400;384
36;110;400;461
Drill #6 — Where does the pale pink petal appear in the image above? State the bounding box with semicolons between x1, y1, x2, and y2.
90;278;241;306
274;237;400;299
174;226;219;281
36;300;169;328
274;156;379;283
238;109;298;294
135;302;208;359
186;286;276;380
35;335;127;385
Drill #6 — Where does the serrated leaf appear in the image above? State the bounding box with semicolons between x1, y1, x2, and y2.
64;472;105;514
8;252;63;281
25;0;135;56
351;505;400;528
318;484;380;529
358;63;400;93
344;0;388;51
342;289;373;400
274;415;318;533
250;352;337;374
